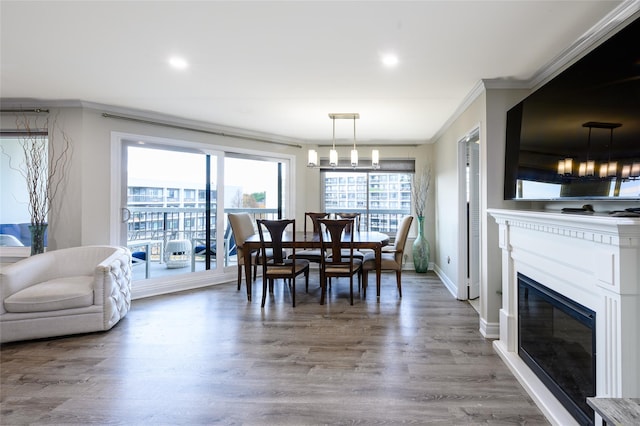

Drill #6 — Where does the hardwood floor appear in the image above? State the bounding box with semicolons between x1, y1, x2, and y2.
1;271;549;425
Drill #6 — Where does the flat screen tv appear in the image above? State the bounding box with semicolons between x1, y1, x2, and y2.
504;17;640;201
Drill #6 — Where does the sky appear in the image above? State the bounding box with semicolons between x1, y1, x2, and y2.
128;146;279;205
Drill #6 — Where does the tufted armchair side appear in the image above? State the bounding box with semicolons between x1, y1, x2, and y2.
95;247;132;329
1;245;132;343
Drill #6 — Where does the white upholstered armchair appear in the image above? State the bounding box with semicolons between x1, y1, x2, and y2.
1;245;132;343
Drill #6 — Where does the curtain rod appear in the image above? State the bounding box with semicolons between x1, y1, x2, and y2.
102;112;303;149
316;143;420;148
1;108;50;114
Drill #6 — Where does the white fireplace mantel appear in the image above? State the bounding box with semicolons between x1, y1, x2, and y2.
488;209;640;426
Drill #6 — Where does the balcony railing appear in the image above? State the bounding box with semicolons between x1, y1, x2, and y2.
126;207;279;280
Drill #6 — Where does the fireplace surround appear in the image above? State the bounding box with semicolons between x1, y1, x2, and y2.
488;209;640;425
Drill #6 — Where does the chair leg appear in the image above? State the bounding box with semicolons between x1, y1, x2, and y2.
261;276;268;307
305;270;309;293
362;270;368;298
237;264;242;291
292;278;296;307
396;270;402;298
320;272;326;305
349;276;354;305
253;262;258;282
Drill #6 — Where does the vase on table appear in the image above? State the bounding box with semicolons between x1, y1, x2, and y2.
412;215;430;273
29;223;48;256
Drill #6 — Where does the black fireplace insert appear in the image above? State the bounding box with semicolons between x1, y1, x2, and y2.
518;273;596;425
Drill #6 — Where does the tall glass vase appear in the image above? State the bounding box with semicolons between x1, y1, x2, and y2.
412;215;430;273
29;224;48;256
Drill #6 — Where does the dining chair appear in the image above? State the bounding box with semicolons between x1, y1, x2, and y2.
335;212;366;261
335;212;361;232
256;219;310;308
228;213;265;301
362;215;414;298
317;218;363;305
291;212;329;266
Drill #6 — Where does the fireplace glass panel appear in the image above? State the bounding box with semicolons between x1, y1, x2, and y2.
518;273;596;425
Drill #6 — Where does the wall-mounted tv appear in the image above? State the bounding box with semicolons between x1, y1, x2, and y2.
504;17;640;201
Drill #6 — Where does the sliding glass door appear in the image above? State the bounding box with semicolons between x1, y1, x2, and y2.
121;141;289;284
124;143;218;281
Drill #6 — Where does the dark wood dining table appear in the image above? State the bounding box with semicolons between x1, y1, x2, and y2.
243;230;390;302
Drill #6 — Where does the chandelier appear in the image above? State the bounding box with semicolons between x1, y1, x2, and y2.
307;113;379;169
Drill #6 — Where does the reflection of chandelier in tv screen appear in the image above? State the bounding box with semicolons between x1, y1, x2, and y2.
557;122;640;181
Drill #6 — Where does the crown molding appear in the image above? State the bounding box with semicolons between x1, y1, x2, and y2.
1;98;306;148
529;0;640;91
429;0;640;144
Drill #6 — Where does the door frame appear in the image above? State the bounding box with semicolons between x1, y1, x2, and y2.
456;125;481;301
109;131;296;298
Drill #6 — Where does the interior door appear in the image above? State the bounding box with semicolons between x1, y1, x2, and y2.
467;139;480;299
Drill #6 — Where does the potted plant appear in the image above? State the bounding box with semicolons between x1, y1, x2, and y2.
412;166;431;272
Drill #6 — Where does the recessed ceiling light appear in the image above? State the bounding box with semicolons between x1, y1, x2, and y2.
381;53;399;67
169;56;188;70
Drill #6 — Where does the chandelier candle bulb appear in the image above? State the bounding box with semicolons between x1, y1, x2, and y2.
599;163;608;178
564;158;573;174
329;149;338;167
308;149;318;167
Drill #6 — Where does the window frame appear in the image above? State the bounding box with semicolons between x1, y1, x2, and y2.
320;159;415;234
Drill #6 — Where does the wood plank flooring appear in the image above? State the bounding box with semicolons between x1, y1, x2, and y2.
1;271;549;425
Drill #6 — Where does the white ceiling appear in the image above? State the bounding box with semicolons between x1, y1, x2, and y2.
0;1;626;145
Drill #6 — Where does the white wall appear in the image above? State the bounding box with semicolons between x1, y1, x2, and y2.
432;92;485;298
431;84;533;337
481;86;531;335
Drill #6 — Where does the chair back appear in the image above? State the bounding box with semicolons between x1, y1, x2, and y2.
228;213;256;263
393;216;414;261
256;219;294;266
335;212;361;232
318;218;357;272
304;212;329;234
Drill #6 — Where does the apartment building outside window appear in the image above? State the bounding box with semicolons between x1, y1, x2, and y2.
321;166;413;234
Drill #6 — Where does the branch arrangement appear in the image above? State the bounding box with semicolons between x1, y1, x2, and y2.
6;113;72;225
413;166;431;217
